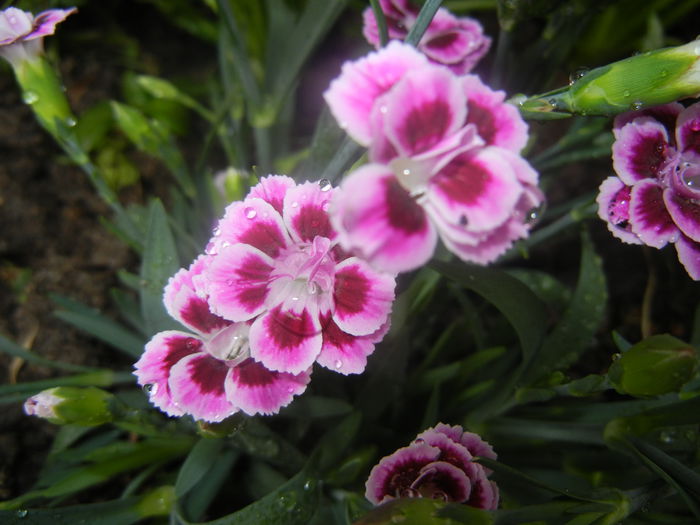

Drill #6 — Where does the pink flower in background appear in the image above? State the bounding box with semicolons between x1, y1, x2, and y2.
204;175;396;376
598;102;700;279
365;423;499;509
134;256;310;421
324;42;542;273
363;0;490;74
0;7;76;66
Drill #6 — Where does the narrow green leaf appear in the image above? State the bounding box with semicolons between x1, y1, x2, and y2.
135;75;213;120
369;0;389;46
0;371;131;397
430;261;548;370
0;497;142;525
521;230;607;384
627;437;700;520
175;438;226;498
140;199;181;335
51;295;144;358
267;0;349;105
179;449;238;522
174;466;320;525
405;0;443;46
111;101;194;196
0;332;94;373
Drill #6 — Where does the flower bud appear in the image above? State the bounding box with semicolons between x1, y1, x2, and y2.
521;40;700;117
24;386;115;426
608;334;698;397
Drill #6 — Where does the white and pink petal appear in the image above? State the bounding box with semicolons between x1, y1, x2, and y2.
283;181;336;243
226;358;311;415
676;102;700;157
247;174;296;215
317;315;379;374
629;180;679;248
331;164;438;274
324;41;430;146
212;198;290;258
168;353;237;422
206;244;275;321
596;176;643;245
664;189;700;243
382;65;466;157
248;305;322;375
164;258;229;335
134;331;204;417
428;148;522;232
332;257;395;336
675;234;700;280
421;11;490;74
612;117;674;184
462;75;527;152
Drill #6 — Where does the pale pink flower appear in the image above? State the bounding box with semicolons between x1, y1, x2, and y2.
0;7;76;66
325;42;542;273
363;0;490;74
204;175;396;377
134;256;310;422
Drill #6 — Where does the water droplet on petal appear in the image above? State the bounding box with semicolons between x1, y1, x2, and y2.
321;201;330;211
414;438;425;444
244;207;257;219
22;91;38;104
16;510;28;519
334;359;343;369
630;101;643;111
379;105;388;114
291;296;299;301
221;241;232;248
205;242;218;255
458;215;468;226
291;201;299;208
143;383;158;395
319;178;332;192
212;226;221;236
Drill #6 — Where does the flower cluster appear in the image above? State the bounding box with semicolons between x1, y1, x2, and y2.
365;423;499;509
135;176;396;421
362;0;490;75
325;41;543;273
598;102;700;279
0;7;75;66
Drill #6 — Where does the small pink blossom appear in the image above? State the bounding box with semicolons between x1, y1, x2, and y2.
204;175;396;377
598;102;700;279
0;7;76;66
363;0;490;74
324;42;542;273
365;423;499;509
134;256;310;422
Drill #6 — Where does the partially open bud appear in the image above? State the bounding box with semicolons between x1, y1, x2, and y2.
24;386;115;426
608;334;698;397
520;39;700;117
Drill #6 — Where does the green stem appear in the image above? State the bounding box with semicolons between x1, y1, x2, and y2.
370;0;390;46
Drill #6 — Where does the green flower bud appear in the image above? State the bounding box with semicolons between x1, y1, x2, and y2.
24;386;115;426
608;334;698;397
520;39;700;117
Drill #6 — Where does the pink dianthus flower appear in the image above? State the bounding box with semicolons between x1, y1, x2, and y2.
598;102;700;279
324;42;543;273
365;423;499;509
362;0;490;74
